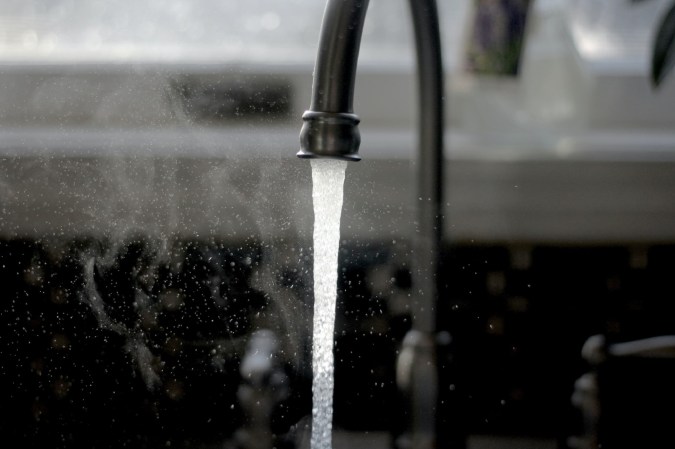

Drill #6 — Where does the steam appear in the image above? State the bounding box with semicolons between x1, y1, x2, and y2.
82;257;127;335
0;64;314;408
82;255;162;390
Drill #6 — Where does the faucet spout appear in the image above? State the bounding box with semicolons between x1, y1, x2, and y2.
297;0;369;161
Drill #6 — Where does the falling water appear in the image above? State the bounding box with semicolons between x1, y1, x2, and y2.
310;159;348;449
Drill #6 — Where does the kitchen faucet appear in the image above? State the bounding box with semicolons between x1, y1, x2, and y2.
297;1;450;448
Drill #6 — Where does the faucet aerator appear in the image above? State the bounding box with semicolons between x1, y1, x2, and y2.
298;111;362;161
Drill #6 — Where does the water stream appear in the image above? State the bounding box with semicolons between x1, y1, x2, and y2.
309;159;348;449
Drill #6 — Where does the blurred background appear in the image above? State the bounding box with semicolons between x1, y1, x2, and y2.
1;0;675;448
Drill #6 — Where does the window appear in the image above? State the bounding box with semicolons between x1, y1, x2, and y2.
0;0;470;67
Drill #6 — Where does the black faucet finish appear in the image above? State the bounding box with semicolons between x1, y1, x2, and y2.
298;0;447;448
297;0;369;161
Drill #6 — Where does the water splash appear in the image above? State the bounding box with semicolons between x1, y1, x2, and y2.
310;159;347;449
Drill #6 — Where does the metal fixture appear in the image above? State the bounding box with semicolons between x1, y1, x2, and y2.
298;1;446;447
236;329;290;449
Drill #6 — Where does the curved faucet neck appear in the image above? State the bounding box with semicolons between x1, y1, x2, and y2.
310;0;370;113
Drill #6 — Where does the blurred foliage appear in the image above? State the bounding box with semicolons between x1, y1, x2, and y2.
651;1;675;87
464;0;532;76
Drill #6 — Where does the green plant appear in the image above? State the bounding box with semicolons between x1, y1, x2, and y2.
636;0;675;87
